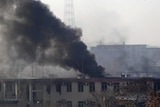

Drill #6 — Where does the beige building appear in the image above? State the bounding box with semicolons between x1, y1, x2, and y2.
0;77;159;107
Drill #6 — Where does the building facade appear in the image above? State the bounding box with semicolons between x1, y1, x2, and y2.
0;77;159;107
90;45;160;77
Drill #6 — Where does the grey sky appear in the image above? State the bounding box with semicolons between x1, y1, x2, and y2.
41;0;160;47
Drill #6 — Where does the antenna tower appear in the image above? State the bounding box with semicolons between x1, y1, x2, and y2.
64;0;75;28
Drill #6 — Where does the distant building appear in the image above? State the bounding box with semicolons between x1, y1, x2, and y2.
0;77;159;107
90;45;160;77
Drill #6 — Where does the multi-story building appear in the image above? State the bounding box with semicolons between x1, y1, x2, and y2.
0;77;159;107
90;45;160;77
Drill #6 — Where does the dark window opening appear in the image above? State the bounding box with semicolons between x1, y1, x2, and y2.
26;85;29;101
67;101;72;107
101;82;107;91
78;82;84;92
5;82;16;99
33;92;37;101
67;82;72;92
114;83;120;92
89;82;95;92
56;84;61;93
0;82;1;91
46;84;51;94
154;82;160;91
32;84;36;90
78;101;85;107
6;82;15;92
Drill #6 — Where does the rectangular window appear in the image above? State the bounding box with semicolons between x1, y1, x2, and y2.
46;84;51;94
6;82;15;91
33;92;37;100
67;82;72;92
67;101;72;107
0;82;1;91
154;82;160;91
89;82;95;92
78;82;84;92
101;82;107;91
5;82;16;99
56;84;61;93
78;101;85;107
113;83;119;92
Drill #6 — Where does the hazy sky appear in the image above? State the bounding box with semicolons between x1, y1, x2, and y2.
40;0;160;47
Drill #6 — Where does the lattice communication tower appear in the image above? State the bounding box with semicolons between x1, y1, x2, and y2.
64;0;75;28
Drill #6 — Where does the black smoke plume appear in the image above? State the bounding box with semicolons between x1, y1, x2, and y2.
0;0;105;77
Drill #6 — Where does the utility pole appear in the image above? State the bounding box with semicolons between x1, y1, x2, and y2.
64;0;75;28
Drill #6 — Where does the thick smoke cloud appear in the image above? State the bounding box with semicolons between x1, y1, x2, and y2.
0;0;104;77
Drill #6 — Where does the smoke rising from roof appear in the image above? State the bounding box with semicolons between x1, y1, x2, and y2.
0;0;104;78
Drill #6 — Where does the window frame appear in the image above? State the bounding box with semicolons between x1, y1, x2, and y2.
78;101;85;107
66;82;72;92
78;82;84;92
89;82;95;92
101;82;107;91
67;101;72;107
